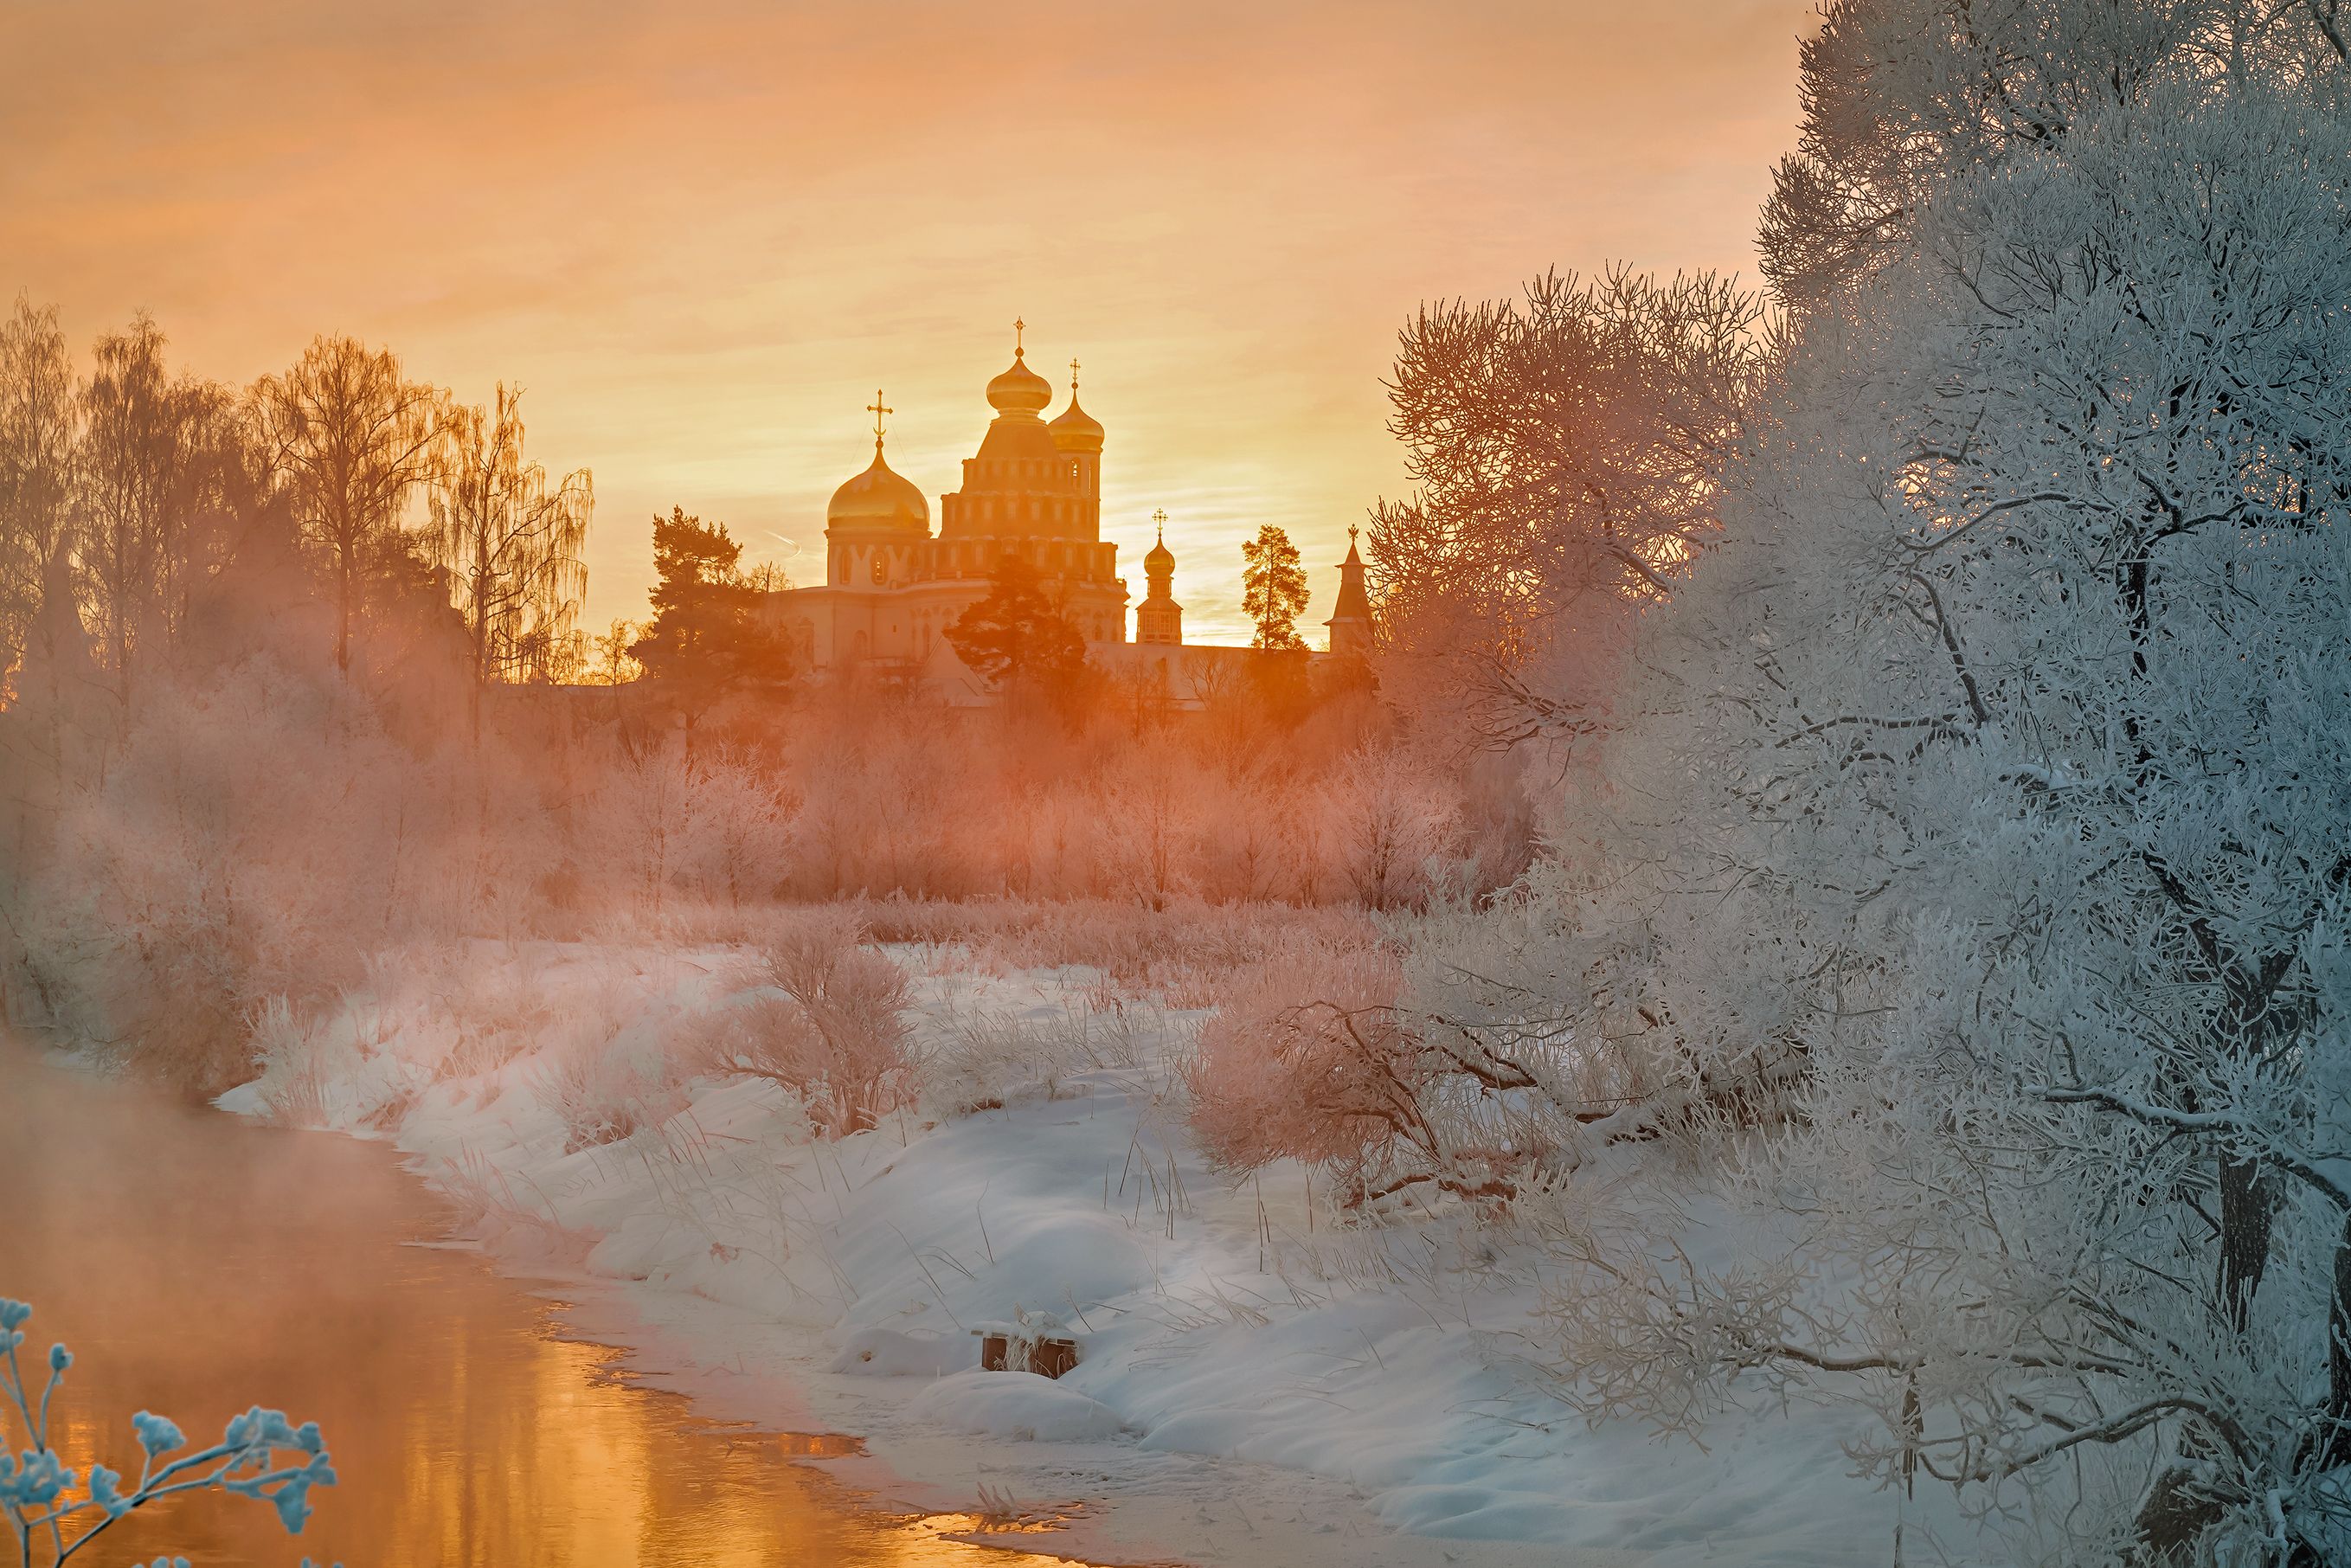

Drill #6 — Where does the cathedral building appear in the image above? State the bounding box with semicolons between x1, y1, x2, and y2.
765;325;1371;699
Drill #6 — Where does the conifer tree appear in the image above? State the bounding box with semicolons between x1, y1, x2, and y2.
945;553;1087;695
1241;524;1308;651
629;507;792;736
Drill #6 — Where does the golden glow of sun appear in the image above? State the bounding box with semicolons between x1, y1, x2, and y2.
0;0;1815;642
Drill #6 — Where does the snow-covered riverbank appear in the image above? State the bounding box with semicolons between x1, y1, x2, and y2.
220;935;1986;1567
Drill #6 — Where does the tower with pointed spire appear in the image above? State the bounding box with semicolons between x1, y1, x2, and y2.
1134;508;1182;645
1326;525;1373;659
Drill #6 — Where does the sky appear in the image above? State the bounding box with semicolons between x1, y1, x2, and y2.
3;0;1815;644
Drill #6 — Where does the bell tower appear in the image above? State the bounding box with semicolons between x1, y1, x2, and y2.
1134;509;1182;645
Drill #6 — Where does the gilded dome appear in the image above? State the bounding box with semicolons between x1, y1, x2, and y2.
1144;533;1174;574
986;349;1054;417
1049;394;1104;454
827;441;929;532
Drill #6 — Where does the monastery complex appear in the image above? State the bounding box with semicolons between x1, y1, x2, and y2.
762;325;1372;702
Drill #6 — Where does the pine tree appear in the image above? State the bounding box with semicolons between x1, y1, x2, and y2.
628;507;792;734
945;553;1087;694
1241;524;1308;651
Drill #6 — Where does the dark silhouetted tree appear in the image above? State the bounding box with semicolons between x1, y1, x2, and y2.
74;313;220;708
1241;524;1308;652
946;553;1086;697
255;335;443;674
629;507;792;738
0;297;76;688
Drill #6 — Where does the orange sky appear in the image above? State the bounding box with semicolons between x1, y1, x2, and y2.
3;0;1813;643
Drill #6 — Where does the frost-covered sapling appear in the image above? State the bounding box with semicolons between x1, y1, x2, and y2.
0;1295;340;1565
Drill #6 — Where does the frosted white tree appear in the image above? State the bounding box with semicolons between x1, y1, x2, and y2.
1757;0;2351;315
1501;79;2351;1566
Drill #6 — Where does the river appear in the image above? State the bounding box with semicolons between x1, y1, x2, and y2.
0;1046;1099;1566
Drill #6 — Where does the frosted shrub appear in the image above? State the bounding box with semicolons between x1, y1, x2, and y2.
247;996;340;1130
1189;943;1434;1205
438;964;556;1081
587;744;695;912
677;753;795;909
849;895;1383;1004
530;977;677;1153
534;1047;662;1153
1318;742;1462;911
693;916;915;1138
1;1295;340;1566
1186;917;1616;1209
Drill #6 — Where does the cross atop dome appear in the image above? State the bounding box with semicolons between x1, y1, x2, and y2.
867;389;892;444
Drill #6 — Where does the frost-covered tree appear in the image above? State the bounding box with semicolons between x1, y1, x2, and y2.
1481;78;2351;1566
1757;0;2351;314
1366;267;1770;748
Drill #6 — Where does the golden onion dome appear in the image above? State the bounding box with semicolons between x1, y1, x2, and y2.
986;348;1054;417
1049;393;1104;453
826;440;929;532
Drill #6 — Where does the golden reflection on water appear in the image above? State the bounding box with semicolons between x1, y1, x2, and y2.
0;1048;1098;1567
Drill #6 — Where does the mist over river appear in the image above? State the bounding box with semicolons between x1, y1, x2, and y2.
0;1044;1092;1567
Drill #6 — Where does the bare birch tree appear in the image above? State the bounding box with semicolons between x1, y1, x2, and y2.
424;383;591;737
73;313;218;709
0;297;76;684
254;335;443;674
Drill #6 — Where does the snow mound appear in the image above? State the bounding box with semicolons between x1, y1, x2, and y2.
1137;1406;1256;1456
827;1327;974;1378
905;1369;1130;1443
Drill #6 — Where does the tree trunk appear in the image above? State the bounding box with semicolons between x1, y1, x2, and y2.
2327;1211;2351;1471
336;549;353;673
2219;1154;2276;1335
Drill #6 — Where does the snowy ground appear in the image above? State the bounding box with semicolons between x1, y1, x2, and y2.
219;936;1989;1567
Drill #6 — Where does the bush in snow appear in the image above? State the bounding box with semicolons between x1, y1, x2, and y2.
245;996;341;1130
1;1295;339;1566
690;914;915;1138
1183;935;1576;1210
528;973;682;1153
